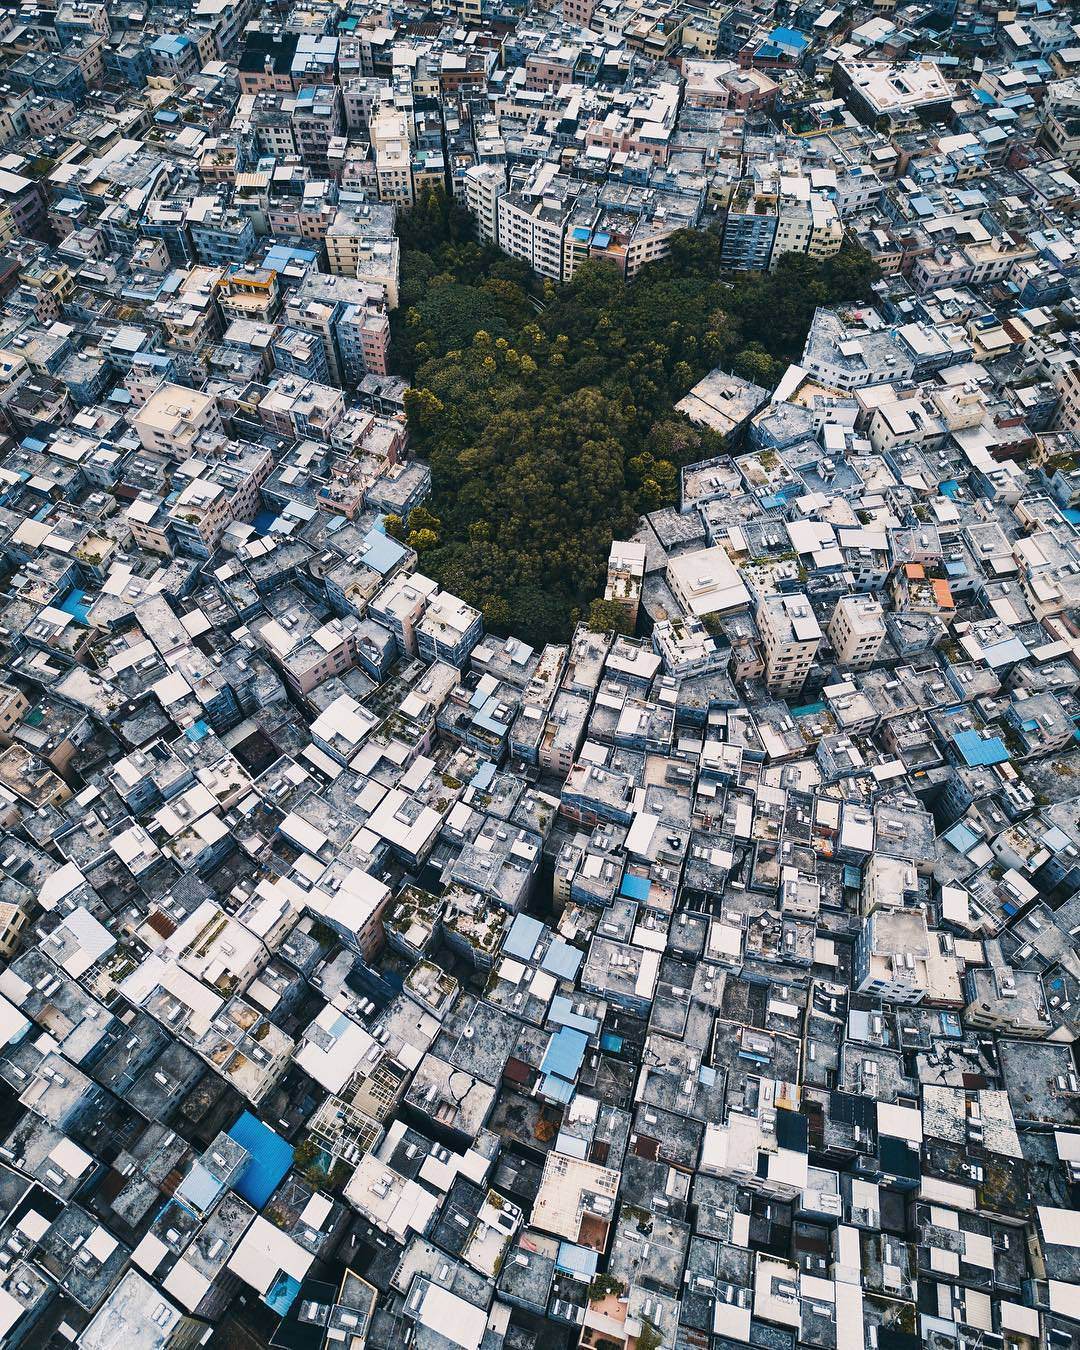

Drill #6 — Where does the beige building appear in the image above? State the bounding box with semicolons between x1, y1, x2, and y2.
828;595;885;669
0;901;28;960
131;383;221;456
531;1151;620;1251
757;593;821;697
0;682;29;745
168;478;232;556
371;105;414;205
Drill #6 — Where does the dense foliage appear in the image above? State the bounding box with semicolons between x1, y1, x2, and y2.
391;189;879;646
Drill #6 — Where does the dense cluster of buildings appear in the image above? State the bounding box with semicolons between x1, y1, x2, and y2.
0;2;1075;1350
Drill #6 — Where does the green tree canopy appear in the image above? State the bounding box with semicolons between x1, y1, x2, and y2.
390;206;879;645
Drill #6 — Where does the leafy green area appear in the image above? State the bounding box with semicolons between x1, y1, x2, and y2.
588;1273;627;1302
392;188;879;646
587;598;637;637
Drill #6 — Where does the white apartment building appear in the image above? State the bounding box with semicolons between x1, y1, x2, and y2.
497;189;569;280
465;164;507;247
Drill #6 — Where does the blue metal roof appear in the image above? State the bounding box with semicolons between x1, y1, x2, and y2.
982;637;1028;668
953;729;1009;766
227;1111;293;1208
557;1243;599;1276
503;912;544;961
1043;825;1073;852
263;244;318;269
943;821;980;854
763;25;809;48
549;994;598;1035
175;1162;223;1214
540;1026;588;1082
539;1073;575;1103
470;760;496;790
57;589;91;625
620;872;651;901
541;938;581;981
265;1272;301;1314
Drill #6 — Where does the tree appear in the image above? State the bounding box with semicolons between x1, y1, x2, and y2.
587;598;636;637
407;505;441;536
408;528;438;552
383;513;406;542
732;343;784;389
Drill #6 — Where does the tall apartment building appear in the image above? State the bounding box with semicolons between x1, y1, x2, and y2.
828;595;886;670
497;164;574;281
289;84;343;175
284;273;390;385
757;592;822;697
854;908;933;1004
721;181;778;271
772;183;842;269
370;105;414;205
464;164;506;247
498;190;569;281
325;202;399;305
